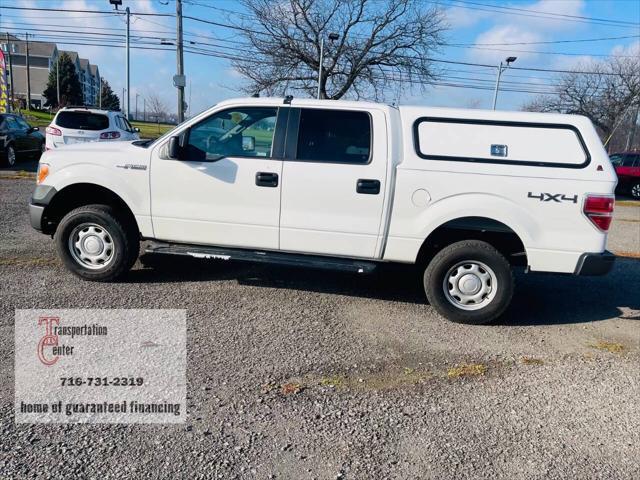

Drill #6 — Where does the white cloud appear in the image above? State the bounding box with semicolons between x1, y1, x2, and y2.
468;0;587;63
611;40;640;57
444;5;490;28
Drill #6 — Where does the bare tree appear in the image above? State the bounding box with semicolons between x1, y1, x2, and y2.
524;55;640;146
145;93;168;125
233;0;447;100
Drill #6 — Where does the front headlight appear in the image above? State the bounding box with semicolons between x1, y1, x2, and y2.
37;163;50;185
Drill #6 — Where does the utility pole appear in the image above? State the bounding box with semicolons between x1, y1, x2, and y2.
5;33;14;112
125;6;130;119
98;76;102;109
25;33;32;109
135;93;139;121
143;97;146;122
176;0;185;123
492;56;517;110
56;53;60;107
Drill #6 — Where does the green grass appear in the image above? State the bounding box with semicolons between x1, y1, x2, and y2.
131;120;174;139
19;109;174;140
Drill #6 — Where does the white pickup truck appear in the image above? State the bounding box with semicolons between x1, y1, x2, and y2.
30;97;616;324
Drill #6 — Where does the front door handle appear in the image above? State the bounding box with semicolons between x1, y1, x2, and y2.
356;179;380;195
256;172;279;187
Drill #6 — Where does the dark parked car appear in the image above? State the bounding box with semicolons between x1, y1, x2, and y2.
610;151;640;199
0;114;46;168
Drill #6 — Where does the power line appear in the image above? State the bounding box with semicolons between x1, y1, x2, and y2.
7;32;615;98
447;44;638;58
437;0;640;29
443;0;640;26
0;5;172;17
451;34;640;47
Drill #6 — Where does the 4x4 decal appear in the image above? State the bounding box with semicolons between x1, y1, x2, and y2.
528;192;578;203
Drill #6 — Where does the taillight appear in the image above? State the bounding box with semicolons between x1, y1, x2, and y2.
100;131;121;140
46;126;61;136
584;194;614;231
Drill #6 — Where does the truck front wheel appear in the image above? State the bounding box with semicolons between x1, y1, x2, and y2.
423;240;514;325
55;205;139;281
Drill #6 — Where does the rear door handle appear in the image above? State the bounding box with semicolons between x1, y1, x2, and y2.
255;172;279;187
356;179;380;195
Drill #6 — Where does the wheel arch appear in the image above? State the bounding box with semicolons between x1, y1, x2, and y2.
416;216;528;267
41;183;139;237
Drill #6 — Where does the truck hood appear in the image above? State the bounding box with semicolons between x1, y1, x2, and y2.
40;140;152;173
48;140;142;154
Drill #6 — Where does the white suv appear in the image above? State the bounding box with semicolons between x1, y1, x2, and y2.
45;108;140;149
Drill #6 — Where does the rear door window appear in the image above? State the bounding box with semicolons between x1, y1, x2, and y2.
295;109;371;164
610;154;623;166
56;112;109;131
622;155;639;167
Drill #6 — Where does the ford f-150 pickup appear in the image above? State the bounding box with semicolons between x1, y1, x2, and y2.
29;97;617;324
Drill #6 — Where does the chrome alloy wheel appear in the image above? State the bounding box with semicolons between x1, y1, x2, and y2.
632;183;640;199
68;223;115;269
443;260;498;311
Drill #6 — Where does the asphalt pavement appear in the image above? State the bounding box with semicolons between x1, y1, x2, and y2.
1;177;638;479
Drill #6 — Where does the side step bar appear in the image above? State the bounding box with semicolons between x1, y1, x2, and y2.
145;242;378;274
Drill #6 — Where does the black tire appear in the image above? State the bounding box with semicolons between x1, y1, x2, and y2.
631;182;640;200
2;143;17;167
423;240;514;325
55;204;139;281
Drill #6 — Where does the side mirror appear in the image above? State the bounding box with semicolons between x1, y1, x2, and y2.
242;136;255;152
29;126;39;133
168;136;181;159
134;127;140;133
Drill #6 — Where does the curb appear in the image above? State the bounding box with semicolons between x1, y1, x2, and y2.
616;200;640;207
0;171;36;180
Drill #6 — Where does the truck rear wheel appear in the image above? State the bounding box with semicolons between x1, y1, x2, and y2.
423;240;514;325
55;205;139;281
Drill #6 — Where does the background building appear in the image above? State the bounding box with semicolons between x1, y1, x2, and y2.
1;34;103;109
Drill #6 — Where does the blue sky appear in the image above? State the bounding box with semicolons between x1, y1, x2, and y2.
2;0;639;115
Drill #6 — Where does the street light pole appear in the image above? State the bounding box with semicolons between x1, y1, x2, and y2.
492;56;517;110
135;93;139;121
317;33;339;100
317;37;324;100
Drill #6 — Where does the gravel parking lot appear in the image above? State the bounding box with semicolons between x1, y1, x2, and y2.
1;177;639;479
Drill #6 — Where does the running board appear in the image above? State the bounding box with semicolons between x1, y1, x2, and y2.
145;242;378;274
